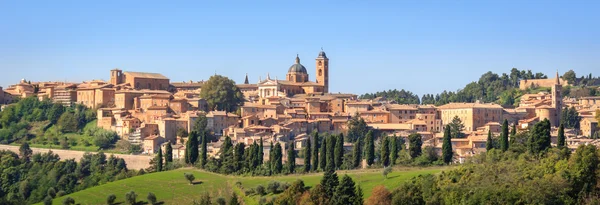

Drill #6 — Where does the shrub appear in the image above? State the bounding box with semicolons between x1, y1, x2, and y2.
244;188;256;196
47;187;57;198
56;190;66;197
267;181;281;194
256;185;266;196
383;166;393;179
106;194;117;205
184;173;195;184
43;196;52;205
62;197;75;205
125;190;137;205
147;192;157;205
216;197;226;205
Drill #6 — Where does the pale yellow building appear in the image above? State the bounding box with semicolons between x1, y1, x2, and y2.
438;102;504;132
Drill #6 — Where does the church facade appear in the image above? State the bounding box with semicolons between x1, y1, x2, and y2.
256;50;329;98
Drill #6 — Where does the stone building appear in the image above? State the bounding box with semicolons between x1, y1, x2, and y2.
110;69;170;90
438;102;504;132
77;81;115;109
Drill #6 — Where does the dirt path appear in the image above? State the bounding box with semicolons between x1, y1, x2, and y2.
0;144;152;170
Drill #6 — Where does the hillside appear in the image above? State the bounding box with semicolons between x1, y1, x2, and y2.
47;167;446;205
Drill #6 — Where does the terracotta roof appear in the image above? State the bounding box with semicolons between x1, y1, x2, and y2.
437;102;503;109
368;123;411;130
359;110;389;114
171;82;203;88
124;71;169;80
237;84;258;88
386;104;419;110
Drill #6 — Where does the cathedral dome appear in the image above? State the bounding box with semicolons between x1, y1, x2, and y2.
318;50;327;58
288;55;307;73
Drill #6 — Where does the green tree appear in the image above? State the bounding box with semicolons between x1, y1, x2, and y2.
442;125;453;164
557;123;565;148
352;140;361;168
287;141;296;174
354;186;364;205
259;136;264;165
199;75;244;112
311;132;319;172
320;170;339;197
107;194;117;205
147;192;157;205
47;103;65;125
156;147;163;172
200;131;208;167
186;131;199;164
184;173;195;185
335;133;344;169
449;116;465;138
177;128;188;138
500;119;509;151
332;175;358;205
273;143;283;174
229;192;240;205
570;144;599;197
561;106;581;129
327;135;336;171
220;136;235;174
304;138;312;173
320;136;327;170
381;136;390;166
562;69;577;84
165;143;173;164
365;130;375;166
486;130;494;151
528;119;552;153
19;142;33;161
347;114;369;142
125;191;137;205
408;133;423;158
390;135;398;165
234;143;245;172
57;111;79;133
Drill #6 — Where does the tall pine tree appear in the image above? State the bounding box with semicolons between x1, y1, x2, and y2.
220;136;235;174
165;143;173;164
311;132;319;172
234;143;245;172
557;123;565;148
500;119;509;151
335;133;344;169
200;132;208;168
364;130;375;166
332;175;358;205
442;125;453;164
381;136;390;167
304;138;312;173
486;130;494;151
287;141;296;174
390;135;398;165
352;140;361;168
156;147;163;172
274;143;283;174
326;135;336;171
259;136;264;165
187;131;199;164
269;141;274;175
320;136;327;170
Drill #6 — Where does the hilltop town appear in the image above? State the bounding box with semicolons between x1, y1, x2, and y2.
1;50;599;164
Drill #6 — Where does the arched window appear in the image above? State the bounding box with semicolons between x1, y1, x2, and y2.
318;69;322;76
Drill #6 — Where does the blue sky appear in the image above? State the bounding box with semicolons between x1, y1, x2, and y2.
1;1;599;96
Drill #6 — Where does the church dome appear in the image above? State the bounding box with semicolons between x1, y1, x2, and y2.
318;50;327;58
288;55;307;73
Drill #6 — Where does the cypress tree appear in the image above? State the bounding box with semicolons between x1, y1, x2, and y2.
500;119;509;151
200;132;207;168
304;138;312;173
557;123;565;148
365;130;375;166
311;132;319;172
156;147;163;172
486;130;494;151
234;143;245;172
187;131;199;164
259;136;264;165
354;185;364;205
390;135;398;165
320;136;327;170
335;133;344;169
442;125;453;164
220;136;235;174
352;140;361;168
165;143;173;164
381;136;390;167
332;175;357;205
287;141;296;174
274;143;283;174
252;141;260;168
320;170;339;197
327;135;336;171
510;123;517;144
269;141;274;175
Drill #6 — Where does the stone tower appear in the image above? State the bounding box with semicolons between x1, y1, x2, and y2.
551;71;562;127
110;68;123;85
316;49;329;93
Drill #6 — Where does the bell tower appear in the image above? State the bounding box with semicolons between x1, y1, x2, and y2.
316;49;329;93
110;68;123;85
551;71;562;127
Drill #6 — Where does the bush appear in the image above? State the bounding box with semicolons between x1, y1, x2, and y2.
383;166;393;179
267;181;281;194
107;194;117;205
56;190;66;197
93;129;118;149
43;196;52;205
216;197;226;205
184;173;195;184
62;197;75;205
244;188;255;196
147;192;157;205
47;187;57;198
256;185;266;196
125;191;137;205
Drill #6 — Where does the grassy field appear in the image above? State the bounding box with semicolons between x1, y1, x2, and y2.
47;166;447;205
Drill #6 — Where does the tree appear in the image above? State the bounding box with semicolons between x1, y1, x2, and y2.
177;128;188;138
233;143;245;172
382;166;392;179
184;173;195;185
562;107;581;129
366;185;392;205
327;135;336;171
557;123;565;148
570;144;599;197
390;135;398;165
562;69;577;84
381;136;390;167
47;103;65;124
347;114;369;142
199;75;244;112
500;119;509;151
311;132;319;172
259;136;264;165
408;133;422;158
147;192;157;205
365;130;375;166
229;192;240;205
332;175;358;205
304;138;312;173
486;130;494;151
156;147;163;172
442;125;453;164
57;111;79;133
165;143;173;164
43;196;52;205
273;143;283;174
19;142;33;160
449;116;465;138
352;140;361;168
200;131;208;167
198;192;211;205
320;136;327;170
48;187;57;198
320;170;339;197
355;186;364;205
220;136;235;174
125;191;137;205
287;142;296;174
528;119;552;153
187;131;200;164
107;194;117;205
335;133;344;169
